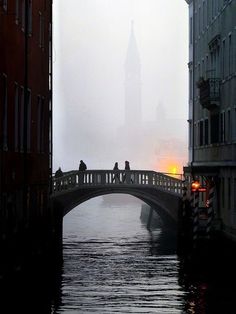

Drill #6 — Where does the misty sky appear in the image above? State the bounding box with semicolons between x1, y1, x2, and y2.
53;0;188;173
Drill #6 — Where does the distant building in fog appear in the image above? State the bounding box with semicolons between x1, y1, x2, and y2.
118;22;187;171
124;21;142;129
0;1;52;259
184;0;236;240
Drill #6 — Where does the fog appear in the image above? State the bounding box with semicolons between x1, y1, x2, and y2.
53;0;188;174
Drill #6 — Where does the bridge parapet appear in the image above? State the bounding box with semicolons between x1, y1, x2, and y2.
52;170;183;196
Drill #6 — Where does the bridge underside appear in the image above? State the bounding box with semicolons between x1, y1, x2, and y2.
51;185;182;230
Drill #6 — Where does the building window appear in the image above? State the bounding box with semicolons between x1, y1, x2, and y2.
202;59;205;76
20;87;24;152
203;1;206;29
39;12;45;48
216;47;220;77
28;0;32;35
15;0;19;24
27;89;31;151
14;83;19;151
2;74;8;151
204;118;209;145
222;39;226;78
37;96;44;153
206;55;209;78
212;0;215;18
233;108;236;141
198;63;201;78
3;0;7;11
227;109;231;142
222;178;225;209
188;120;192;148
220;112;225;143
229;34;232;75
194;122;197;147
199;120;204;146
228;178;231;211
234;178;236;214
190;17;193;45
207;0;211;22
21;0;25;31
198;7;201;35
210;113;219;144
189;69;193;100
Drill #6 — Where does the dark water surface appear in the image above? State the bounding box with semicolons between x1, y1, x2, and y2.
1;196;236;314
59;197;183;313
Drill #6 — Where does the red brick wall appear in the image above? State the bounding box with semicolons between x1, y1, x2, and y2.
0;1;52;231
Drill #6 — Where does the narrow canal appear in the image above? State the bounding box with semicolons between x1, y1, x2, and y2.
54;195;236;314
1;195;236;313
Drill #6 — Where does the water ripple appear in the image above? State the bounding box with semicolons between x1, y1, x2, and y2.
56;201;185;313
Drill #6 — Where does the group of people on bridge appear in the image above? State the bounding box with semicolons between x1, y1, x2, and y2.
54;160;133;184
112;161;132;183
55;160;131;178
54;160;87;178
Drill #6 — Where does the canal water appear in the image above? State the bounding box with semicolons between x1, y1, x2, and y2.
54;195;236;314
1;195;236;313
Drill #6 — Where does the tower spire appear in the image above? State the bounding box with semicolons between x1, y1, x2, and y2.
124;21;142;127
125;21;140;73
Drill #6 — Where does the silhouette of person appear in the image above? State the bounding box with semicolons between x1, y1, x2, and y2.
79;160;87;171
79;160;87;184
55;167;63;191
123;160;133;183
55;167;63;178
113;162;119;170
125;161;130;170
112;162;120;183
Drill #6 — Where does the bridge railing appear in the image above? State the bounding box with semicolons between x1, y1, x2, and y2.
52;170;183;195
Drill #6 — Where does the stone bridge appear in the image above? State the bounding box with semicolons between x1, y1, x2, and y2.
51;170;184;229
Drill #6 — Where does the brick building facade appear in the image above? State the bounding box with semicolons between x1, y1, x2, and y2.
184;0;236;241
0;0;53;269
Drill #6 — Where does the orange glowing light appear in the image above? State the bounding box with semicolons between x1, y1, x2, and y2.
191;180;201;191
154;156;185;178
171;167;177;175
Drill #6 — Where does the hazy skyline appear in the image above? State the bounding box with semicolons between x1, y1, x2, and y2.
53;0;188;173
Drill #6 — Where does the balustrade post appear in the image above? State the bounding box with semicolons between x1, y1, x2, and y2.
148;173;153;186
101;172;106;185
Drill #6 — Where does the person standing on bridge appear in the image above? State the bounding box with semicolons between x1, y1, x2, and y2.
54;167;63;191
123;161;131;183
125;161;130;170
79;160;87;171
55;167;63;178
79;160;87;184
112;162;120;183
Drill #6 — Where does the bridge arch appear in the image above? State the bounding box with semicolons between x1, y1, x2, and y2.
51;170;183;238
52;185;182;231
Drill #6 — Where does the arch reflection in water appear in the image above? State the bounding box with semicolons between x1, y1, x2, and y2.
59;196;184;313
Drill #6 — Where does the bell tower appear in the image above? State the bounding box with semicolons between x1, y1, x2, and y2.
124;21;142;128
